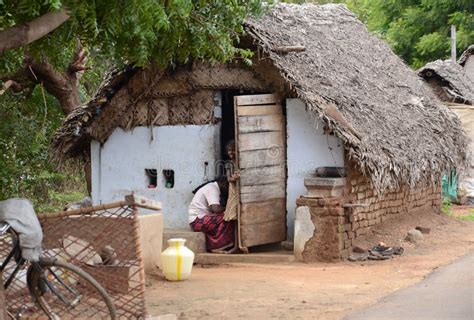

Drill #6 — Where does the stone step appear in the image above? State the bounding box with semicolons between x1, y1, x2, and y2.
163;229;295;265
196;251;295;265
162;229;206;258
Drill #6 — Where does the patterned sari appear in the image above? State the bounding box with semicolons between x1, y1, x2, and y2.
190;213;235;252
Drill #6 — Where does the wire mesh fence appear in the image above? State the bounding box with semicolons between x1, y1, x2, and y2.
1;195;159;319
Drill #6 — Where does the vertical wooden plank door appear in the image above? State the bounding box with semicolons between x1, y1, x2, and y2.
234;93;287;248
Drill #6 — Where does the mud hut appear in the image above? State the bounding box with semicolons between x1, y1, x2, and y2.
418;59;474;105
53;4;468;259
418;48;474;205
459;44;474;81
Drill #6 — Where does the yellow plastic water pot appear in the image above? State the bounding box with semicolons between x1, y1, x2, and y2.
161;238;194;281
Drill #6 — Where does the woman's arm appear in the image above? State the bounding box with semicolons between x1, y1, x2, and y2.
209;204;225;214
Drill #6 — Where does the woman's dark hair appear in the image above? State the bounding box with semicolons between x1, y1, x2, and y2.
225;140;235;151
191;175;228;194
215;175;228;183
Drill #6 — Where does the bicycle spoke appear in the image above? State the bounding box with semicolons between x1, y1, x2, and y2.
48;267;81;300
29;260;116;319
41;273;73;307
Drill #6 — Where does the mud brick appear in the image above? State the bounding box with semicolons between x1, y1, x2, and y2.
338;238;345;251
340;249;350;260
351;222;359;230
318;197;343;207
359;220;368;228
344;223;352;232
344;239;352;249
329;207;344;216
347;231;355;239
368;218;377;226
337;216;345;225
296;197;322;207
310;207;329;217
338;224;345;233
355;227;368;237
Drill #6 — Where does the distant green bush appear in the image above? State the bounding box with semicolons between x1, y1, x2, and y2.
0;87;87;212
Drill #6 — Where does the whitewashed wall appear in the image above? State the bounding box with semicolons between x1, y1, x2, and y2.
286;98;345;240
91;125;220;229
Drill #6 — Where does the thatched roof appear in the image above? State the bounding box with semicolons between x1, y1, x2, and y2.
52;3;469;193
244;3;468;191
418;60;474;104
459;45;474;66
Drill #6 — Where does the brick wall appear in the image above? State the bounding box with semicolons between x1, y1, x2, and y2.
295;162;442;262
345;169;442;247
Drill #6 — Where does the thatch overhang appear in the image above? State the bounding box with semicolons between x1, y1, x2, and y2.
418;60;474;104
52;3;469;194
459;45;474;66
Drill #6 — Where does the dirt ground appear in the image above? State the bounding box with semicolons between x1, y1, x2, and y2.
145;210;474;320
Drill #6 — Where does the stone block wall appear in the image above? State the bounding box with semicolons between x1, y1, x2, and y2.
295;164;442;262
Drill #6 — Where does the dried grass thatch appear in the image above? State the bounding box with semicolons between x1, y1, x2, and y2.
52;3;469;194
459;45;474;66
52;62;267;158
245;3;468;192
418;60;474;104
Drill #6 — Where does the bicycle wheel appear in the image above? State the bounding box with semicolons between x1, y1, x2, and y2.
26;258;117;319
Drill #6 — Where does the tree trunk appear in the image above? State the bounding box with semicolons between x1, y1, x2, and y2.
1;45;87;115
0;10;70;54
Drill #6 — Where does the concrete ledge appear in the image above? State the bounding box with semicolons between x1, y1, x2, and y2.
196;252;295;265
163;229;207;262
139;214;163;272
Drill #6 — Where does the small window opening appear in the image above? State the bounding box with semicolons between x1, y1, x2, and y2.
163;169;175;189
145;169;157;188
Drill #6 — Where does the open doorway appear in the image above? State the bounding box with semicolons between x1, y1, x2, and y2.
220;90;238;160
220;89;269;160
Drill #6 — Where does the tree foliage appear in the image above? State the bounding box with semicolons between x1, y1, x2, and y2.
0;0;266;206
0;86;87;210
0;0;265;74
357;0;473;68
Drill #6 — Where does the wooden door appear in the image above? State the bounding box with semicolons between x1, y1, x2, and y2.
234;94;287;249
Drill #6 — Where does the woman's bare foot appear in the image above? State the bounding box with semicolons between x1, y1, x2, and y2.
224;246;241;254
211;249;228;254
211;243;234;254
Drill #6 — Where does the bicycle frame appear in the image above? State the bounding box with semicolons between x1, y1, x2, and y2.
0;225;26;290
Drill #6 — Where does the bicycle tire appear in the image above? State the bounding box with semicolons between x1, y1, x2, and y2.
26;258;117;319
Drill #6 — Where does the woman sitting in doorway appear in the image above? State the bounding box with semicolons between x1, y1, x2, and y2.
188;176;236;253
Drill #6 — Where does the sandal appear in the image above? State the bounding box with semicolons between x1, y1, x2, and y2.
348;252;369;261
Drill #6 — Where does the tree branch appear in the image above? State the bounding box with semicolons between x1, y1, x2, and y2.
1;42;88;114
0;9;70;54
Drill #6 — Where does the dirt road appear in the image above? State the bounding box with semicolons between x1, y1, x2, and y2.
146;211;473;319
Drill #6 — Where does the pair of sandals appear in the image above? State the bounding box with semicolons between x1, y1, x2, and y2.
349;245;404;261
